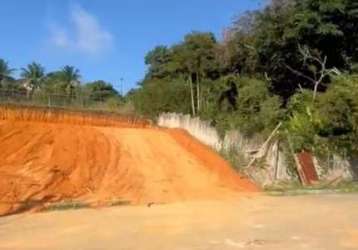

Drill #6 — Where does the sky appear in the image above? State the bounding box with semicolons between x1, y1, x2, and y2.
0;0;263;93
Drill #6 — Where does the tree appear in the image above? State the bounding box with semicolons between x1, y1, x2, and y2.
131;79;191;117
220;11;259;76
61;65;80;84
183;32;219;113
169;32;219;115
85;80;119;101
241;0;358;100
169;43;197;115
286;74;358;155
126;0;358;159
0;59;15;85
20;62;45;97
285;45;341;102
142;32;219;116
253;0;301;99
60;66;81;96
316;75;358;155
144;46;172;80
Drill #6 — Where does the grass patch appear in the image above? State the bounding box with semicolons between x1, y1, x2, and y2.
108;199;131;207
264;180;358;196
43;198;131;213
45;200;90;212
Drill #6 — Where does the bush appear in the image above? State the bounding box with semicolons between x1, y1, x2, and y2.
104;96;124;111
131;79;191;117
316;74;358;155
285;89;318;152
214;77;283;136
286;74;358;156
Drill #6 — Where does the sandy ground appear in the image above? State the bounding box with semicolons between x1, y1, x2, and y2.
0;194;357;250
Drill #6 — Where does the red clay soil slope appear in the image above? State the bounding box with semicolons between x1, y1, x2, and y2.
0;108;258;216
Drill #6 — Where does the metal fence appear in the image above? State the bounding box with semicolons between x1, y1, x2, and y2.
0;89;122;112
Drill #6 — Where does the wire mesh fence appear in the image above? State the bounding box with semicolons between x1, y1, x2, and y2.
0;88;124;113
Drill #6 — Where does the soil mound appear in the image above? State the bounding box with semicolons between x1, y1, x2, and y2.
0;107;258;216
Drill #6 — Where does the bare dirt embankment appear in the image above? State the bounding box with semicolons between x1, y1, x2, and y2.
0;106;258;216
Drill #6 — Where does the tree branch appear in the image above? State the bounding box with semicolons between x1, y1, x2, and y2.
284;63;316;84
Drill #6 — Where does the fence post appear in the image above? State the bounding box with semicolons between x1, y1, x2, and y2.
47;95;51;107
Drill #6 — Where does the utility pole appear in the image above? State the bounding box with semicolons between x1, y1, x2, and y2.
120;77;124;96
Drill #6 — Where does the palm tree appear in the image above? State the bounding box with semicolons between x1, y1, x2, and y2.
0;59;15;85
61;65;81;85
21;62;45;97
60;65;81;96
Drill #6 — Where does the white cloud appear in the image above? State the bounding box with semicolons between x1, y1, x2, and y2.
49;4;113;55
50;26;71;48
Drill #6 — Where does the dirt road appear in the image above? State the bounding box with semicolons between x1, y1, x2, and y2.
0;194;357;250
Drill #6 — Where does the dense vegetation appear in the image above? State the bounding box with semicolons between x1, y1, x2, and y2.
129;0;358;158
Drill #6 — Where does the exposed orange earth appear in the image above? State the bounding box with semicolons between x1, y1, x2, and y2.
0;106;258;216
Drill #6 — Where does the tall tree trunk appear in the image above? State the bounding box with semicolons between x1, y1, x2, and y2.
189;76;196;116
312;81;319;103
196;72;200;112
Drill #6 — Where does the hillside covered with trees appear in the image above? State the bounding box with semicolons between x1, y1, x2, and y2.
129;0;358;158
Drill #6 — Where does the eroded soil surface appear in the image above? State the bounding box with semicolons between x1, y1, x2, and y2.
0;117;256;216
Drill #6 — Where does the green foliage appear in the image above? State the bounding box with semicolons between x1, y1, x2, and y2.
218;31;258;75
286;108;317;152
181;32;219;79
285;75;358;155
285;90;317;152
265;180;358;194
316;75;358;155
85;80;119;101
41;66;81;96
21;62;45;90
137;0;358;126
234;78;283;135
131;79;191;117
144;32;219;82
103;96;125;111
234;0;358;98
204;77;283;136
0;58;126;113
0;59;15;84
45;200;90;211
60;65;81;84
144;46;172;79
